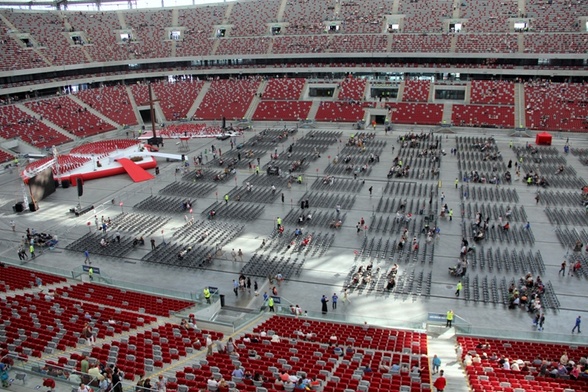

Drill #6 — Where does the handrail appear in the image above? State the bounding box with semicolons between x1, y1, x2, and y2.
1;353;100;388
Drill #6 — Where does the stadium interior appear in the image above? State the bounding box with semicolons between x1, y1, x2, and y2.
0;0;587;392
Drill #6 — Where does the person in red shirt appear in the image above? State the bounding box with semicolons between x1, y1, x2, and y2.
433;370;447;392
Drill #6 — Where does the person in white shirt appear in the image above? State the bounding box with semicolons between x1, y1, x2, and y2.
207;377;218;388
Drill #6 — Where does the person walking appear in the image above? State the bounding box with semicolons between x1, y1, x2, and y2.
368;186;373;196
343;288;351;304
238;249;243;262
455;281;462;297
233;280;239;296
433;370;447;392
572;316;581;333
538;313;545;331
30;244;35;259
455;178;459;189
151;238;156;250
559;260;566;276
277;217;282;229
281;193;285;203
440;192;445;203
321;295;329;314
432;355;441;374
206;335;213;356
448;209;453;221
84;250;90;264
446;310;454;327
203;287;211;304
88;267;94;281
224;194;229;204
332;293;338;310
268;296;275;312
231;249;237;262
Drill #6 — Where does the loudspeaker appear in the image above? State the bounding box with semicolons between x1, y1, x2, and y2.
14;202;24;213
77;178;84;197
222;116;226;129
29;202;38;212
62;179;70;188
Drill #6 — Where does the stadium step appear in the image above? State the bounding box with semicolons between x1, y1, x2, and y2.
428;330;471;392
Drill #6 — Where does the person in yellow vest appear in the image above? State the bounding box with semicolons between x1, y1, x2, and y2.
455;281;462;297
88;267;94;281
297;175;303;184
455;178;459;188
276;217;282;229
446;310;454;327
267;297;274;312
224;194;229;204
203;287;211;304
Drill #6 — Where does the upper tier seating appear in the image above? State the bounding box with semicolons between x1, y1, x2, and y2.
524;33;588;54
282;0;333;35
216;37;270;55
460;0;518;32
68;12;130;62
262;78;306;100
398;0;453;33
525;81;588;132
7;12;86;66
339;77;367;101
340;0;392;34
123;10;173;59
452;104;515;128
387;102;444;125
153;79;205;121
253;101;312;121
75;85;137;126
526;0;585;32
25;96;115;137
315;101;366;122
456;34;518;53
0;265;66;292
176;7;226;57
470;80;515;105
457;336;588;392
228;0;281;37
390;34;452;52
402;80;431;102
195;78;260;120
330;34;389;53
271;35;330;54
0;36;47;72
0;105;73;148
55;282;194;316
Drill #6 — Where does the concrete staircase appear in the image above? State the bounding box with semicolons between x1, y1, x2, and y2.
514;83;526;129
307;101;321;121
125;85;144;126
244;81;267;120
427;328;471;392
186;82;211;119
15;104;78;142
68;95;121;129
442;103;454;125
